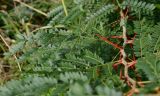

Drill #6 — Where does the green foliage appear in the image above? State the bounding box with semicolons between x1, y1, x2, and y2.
48;12;64;25
121;0;155;14
69;83;122;96
86;4;115;21
0;77;57;96
137;53;160;82
0;0;160;95
133;20;160;56
84;50;104;65
47;6;63;18
133;16;160;93
59;72;88;83
8;41;25;55
0;76;122;96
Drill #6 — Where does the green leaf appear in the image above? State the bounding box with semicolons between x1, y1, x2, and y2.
136;53;160;82
84;50;104;65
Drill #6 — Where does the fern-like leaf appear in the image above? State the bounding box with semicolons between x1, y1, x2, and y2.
86;4;115;21
122;0;155;14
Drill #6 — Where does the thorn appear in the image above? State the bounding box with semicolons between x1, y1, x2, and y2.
113;60;122;70
110;35;123;39
128;60;137;68
96;34;123;49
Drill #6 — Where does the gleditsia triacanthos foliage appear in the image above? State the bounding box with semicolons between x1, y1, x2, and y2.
0;0;160;96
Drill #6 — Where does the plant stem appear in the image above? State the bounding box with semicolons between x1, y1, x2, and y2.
120;10;137;95
0;33;22;71
61;0;68;16
14;0;48;17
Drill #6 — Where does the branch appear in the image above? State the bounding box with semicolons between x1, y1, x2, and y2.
120;10;137;96
96;34;122;49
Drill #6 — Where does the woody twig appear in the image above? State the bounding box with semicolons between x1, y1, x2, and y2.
96;9;140;96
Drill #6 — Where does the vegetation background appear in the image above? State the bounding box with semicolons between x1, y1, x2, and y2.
0;0;160;96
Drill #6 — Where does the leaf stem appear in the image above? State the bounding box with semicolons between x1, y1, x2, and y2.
14;0;48;17
61;0;68;16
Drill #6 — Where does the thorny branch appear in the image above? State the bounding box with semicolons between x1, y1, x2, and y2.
96;9;142;96
120;10;137;96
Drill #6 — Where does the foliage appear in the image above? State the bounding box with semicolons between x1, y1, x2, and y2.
0;0;160;96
